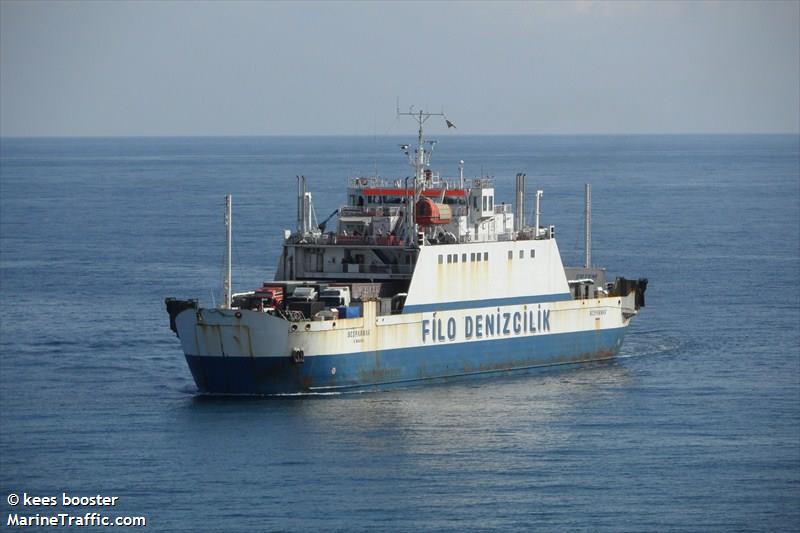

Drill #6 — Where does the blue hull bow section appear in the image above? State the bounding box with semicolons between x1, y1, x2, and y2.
184;326;627;395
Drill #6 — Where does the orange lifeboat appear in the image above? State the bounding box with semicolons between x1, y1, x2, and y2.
415;196;452;225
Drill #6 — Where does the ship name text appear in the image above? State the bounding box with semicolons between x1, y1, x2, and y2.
421;306;551;343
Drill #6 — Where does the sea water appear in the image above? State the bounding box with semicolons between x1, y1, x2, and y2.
1;134;798;531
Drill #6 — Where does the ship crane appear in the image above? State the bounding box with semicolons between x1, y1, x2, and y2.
317;209;339;233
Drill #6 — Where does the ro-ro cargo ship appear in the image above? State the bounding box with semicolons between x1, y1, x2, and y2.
165;109;647;394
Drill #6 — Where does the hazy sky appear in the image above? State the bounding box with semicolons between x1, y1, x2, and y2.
1;0;798;136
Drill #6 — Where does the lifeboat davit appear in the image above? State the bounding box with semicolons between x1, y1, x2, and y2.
415;196;452;225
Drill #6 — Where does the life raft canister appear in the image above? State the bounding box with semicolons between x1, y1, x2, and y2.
415;196;452;225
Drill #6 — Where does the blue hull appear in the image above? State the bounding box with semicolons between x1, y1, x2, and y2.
184;326;627;395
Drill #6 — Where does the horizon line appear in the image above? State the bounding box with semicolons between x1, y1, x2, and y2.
2;131;799;140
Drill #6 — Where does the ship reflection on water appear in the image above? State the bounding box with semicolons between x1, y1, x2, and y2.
179;360;635;454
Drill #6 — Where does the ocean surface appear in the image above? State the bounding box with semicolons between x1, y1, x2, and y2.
1;134;798;531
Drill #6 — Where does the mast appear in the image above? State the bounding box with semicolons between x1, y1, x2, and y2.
584;183;591;269
223;195;232;309
397;105;448;246
515;173;525;232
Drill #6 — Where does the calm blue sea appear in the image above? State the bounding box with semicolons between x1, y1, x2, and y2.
1;134;798;531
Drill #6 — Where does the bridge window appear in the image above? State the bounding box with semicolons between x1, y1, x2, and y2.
508;250;513;259
438;255;443;264
462;253;467;262
453;254;458;263
519;250;524;259
530;249;535;258
447;254;452;264
484;252;489;261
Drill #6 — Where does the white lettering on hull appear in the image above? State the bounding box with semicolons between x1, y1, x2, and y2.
422;305;551;343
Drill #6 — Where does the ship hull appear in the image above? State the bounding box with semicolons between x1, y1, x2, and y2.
184;326;627;395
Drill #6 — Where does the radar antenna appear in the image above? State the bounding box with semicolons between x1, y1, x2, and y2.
396;102;456;247
396;104;453;182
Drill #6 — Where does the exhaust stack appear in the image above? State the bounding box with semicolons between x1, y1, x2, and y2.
515;173;526;232
297;175;306;234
